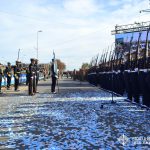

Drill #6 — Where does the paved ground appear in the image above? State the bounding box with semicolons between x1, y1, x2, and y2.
0;78;149;149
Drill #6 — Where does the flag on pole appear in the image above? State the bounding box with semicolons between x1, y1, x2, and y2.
52;50;58;78
53;50;55;60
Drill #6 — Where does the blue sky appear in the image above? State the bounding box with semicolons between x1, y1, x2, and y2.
0;0;149;70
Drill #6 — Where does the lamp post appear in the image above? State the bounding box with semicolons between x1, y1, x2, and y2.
37;30;42;60
17;49;21;61
140;0;150;13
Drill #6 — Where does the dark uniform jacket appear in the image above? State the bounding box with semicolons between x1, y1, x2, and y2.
0;68;3;82
35;64;40;78
14;66;21;79
29;63;36;77
51;63;57;78
5;66;12;77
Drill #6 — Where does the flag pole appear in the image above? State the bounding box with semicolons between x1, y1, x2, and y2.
53;50;59;93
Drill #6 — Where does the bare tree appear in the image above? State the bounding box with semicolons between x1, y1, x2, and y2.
56;59;66;78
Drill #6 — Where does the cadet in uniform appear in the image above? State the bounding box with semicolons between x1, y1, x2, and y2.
138;47;145;104
28;58;36;95
73;69;76;81
35;59;39;93
123;52;133;100
0;63;3;94
128;33;139;103
26;67;29;85
5;62;12;90
130;51;140;103
51;59;58;93
144;50;150;107
117;57;125;95
14;61;21;91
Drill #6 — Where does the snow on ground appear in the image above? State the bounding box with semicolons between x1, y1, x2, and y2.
0;89;149;149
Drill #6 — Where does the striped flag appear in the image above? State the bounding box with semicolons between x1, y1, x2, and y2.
53;50;55;60
52;50;58;77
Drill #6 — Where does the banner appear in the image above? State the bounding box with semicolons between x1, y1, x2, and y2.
115;30;150;53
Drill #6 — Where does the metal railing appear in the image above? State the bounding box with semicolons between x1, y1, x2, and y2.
112;21;150;35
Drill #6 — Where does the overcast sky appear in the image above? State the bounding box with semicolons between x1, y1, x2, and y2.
0;0;149;70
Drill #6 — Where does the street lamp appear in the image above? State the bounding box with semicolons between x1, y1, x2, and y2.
140;0;150;13
140;9;150;13
17;49;21;61
37;30;42;60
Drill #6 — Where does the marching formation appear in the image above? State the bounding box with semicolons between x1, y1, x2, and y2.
0;58;58;96
87;22;150;108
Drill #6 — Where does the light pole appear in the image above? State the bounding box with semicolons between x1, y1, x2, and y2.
17;49;21;61
37;30;42;60
140;0;150;13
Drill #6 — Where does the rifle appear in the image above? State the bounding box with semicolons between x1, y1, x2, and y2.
98;49;105;71
90;57;94;67
135;30;142;68
95;54;99;66
128;33;134;69
104;47;109;70
110;50;116;70
144;27;150;68
100;49;106;71
115;47;120;70
115;39;124;70
98;49;104;65
108;50;112;71
111;46;117;71
104;47;109;63
119;36;128;69
102;49;106;64
110;50;116;103
108;43;115;71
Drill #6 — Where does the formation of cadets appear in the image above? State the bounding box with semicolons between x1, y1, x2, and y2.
87;28;150;108
0;61;22;93
0;58;43;96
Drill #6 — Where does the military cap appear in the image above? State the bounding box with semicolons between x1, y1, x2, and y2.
30;58;35;61
16;60;21;64
35;59;38;62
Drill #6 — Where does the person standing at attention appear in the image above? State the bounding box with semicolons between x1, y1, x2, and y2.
51;59;58;93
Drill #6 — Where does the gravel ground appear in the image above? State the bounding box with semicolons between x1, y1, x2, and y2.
0;78;149;150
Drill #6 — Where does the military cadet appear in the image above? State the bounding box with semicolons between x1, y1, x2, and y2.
136;33;150;108
144;50;150;107
130;51;140;104
26;67;29;85
112;58;118;93
5;62;12;90
35;59;39;93
123;52;133;100
14;61;21;91
51;59;58;93
0;63;3;94
28;58;36;96
73;69;76;81
117;57;125;95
